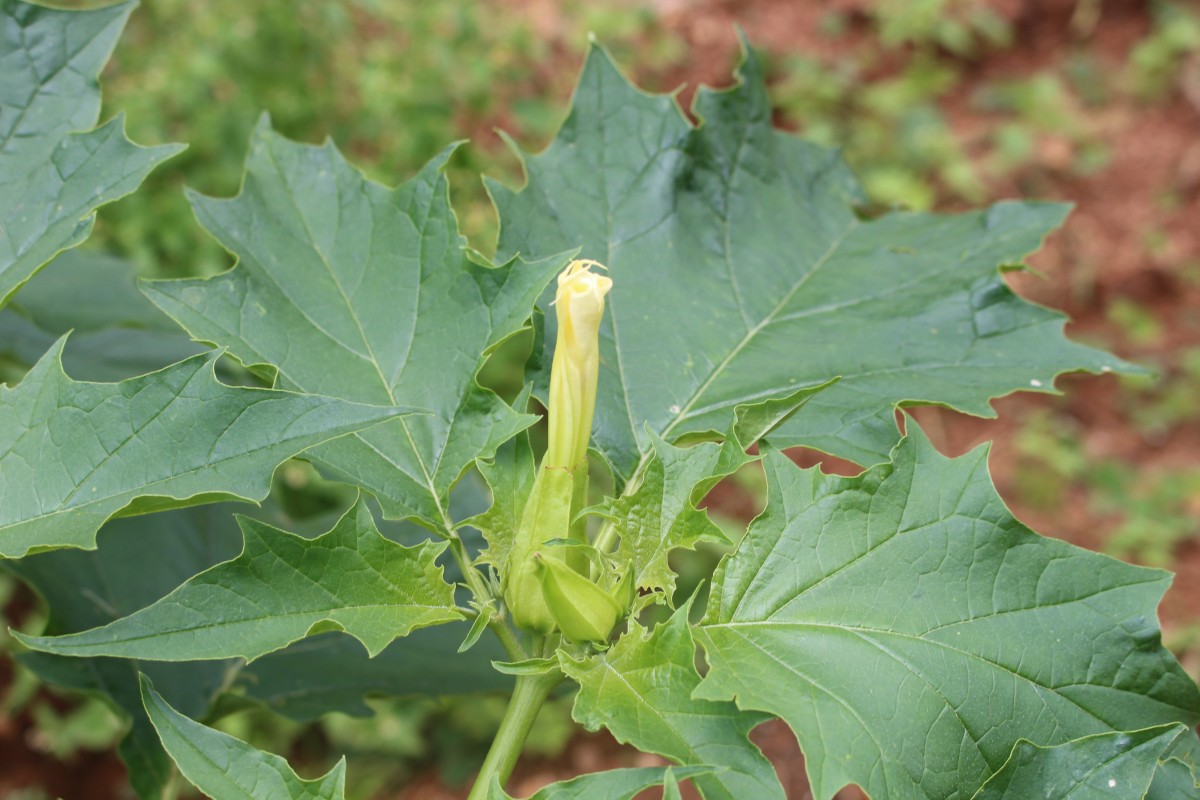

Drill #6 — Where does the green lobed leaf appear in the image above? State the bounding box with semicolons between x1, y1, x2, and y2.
17;498;462;661
971;725;1190;800
229;482;509;722
694;425;1200;800
490;42;1136;482
0;340;409;558
236;625;512;722
8;504;246;800
0;251;207;382
588;385;826;607
0;0;183;308
593;429;746;607
560;602;783;800
486;766;713;800
465;427;536;571
140;676;346;800
141;119;570;532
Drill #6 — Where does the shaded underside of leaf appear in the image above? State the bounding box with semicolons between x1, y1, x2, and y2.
141;119;570;531
0;0;182;307
971;725;1190;800
561;603;783;800
0;251;207;381
235;625;512;721
7;504;247;800
17;498;462;661
490;40;1134;482
20;653;228;800
694;425;1200;800
0;339;408;558
140;676;346;800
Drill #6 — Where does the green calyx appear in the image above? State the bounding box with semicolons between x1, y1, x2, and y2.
502;464;576;633
534;553;633;644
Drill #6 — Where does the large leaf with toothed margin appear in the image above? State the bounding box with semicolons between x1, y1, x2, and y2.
141;677;346;800
693;424;1200;800
0;339;408;557
490;42;1137;482
141;119;570;532
16;498;462;662
561;603;783;800
0;0;182;308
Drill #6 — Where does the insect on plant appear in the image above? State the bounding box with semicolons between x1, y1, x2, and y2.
1;1;1198;799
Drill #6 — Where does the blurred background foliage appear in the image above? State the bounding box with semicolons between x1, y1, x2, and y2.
5;0;1200;797
87;0;688;275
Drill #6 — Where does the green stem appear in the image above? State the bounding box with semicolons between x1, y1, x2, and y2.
466;671;562;800
490;615;528;662
446;529;528;662
446;525;490;599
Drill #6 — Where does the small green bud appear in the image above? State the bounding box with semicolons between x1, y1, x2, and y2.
534;553;631;644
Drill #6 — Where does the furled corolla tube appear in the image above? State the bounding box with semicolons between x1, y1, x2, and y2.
545;259;611;471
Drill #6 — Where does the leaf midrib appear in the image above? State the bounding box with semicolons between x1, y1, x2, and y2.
248;146;468;530
658;218;859;444
263;141;397;405
45;603;457;651
593;658;700;761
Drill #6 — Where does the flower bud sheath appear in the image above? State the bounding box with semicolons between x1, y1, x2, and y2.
503;261;612;633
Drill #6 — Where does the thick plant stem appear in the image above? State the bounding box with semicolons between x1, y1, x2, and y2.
443;526;528;662
467;671;562;799
489;615;528;662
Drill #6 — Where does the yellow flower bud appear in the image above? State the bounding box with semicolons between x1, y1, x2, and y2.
503;260;614;635
546;260;612;471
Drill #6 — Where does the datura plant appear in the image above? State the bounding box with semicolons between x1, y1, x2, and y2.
1;2;1198;799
